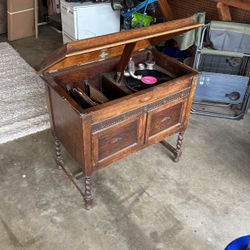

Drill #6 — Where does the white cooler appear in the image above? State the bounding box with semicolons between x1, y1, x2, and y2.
61;0;120;43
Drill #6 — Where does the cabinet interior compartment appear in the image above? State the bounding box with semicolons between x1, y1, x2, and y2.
50;49;193;112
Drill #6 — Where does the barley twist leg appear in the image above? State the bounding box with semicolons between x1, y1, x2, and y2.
174;132;184;162
84;176;93;210
55;137;63;170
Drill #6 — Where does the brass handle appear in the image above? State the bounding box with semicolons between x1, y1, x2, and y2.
111;137;122;144
161;116;171;123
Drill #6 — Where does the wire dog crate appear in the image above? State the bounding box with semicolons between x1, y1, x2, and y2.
192;21;250;119
197;53;250;76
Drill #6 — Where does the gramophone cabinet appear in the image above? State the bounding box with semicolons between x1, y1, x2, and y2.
40;17;202;209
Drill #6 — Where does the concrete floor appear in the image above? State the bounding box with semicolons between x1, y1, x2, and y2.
0;114;249;250
0;27;250;250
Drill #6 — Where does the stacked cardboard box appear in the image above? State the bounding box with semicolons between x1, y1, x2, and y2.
0;0;6;34
7;0;34;41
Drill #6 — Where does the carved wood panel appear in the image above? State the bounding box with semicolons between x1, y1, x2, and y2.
145;97;188;144
92;113;146;169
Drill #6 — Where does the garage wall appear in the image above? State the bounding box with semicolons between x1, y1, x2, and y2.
168;0;250;23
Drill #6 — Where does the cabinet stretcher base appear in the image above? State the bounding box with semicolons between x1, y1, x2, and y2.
54;133;184;209
160;131;184;162
54;137;94;209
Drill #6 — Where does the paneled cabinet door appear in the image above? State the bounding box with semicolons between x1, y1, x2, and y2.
145;98;187;144
92;113;146;169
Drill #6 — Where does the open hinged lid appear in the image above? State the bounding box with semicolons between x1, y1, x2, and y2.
40;17;203;74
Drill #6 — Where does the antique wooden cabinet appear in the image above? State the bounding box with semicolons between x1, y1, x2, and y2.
40;18;202;209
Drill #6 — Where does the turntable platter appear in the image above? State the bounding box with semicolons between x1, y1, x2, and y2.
125;69;172;92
